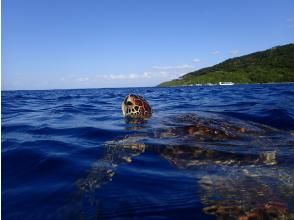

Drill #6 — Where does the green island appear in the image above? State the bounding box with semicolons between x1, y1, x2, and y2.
159;43;294;87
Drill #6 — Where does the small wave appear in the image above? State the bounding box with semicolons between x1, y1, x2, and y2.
224;108;294;129
30;126;122;141
3;124;123;143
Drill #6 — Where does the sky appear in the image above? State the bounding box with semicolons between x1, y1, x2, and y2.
2;0;294;90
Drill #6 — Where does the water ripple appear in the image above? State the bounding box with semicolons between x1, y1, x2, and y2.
2;84;294;219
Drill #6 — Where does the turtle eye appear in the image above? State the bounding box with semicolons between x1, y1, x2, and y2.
127;101;133;105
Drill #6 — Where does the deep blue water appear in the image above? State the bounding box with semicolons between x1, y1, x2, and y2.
2;84;294;220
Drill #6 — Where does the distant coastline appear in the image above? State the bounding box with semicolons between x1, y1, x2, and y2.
2;82;294;92
158;44;294;87
158;82;294;88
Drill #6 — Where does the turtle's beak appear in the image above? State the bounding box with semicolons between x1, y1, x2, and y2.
122;102;126;116
122;96;129;116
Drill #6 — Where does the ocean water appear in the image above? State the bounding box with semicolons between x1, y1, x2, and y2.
2;84;294;220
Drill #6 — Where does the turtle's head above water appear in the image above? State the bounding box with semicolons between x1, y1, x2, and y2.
122;94;152;119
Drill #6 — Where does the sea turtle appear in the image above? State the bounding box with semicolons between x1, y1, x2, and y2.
199;166;294;219
122;94;152;118
75;94;294;219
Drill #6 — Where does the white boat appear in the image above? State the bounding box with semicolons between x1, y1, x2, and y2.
219;82;235;85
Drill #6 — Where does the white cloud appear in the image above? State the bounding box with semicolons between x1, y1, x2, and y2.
48;68;192;89
100;73;148;80
61;60;199;88
109;74;126;79
229;49;240;56
76;77;89;82
152;65;172;70
143;72;151;78
159;71;168;77
128;73;139;79
152;64;195;70
95;69;187;83
192;58;200;63
176;64;194;69
211;50;220;55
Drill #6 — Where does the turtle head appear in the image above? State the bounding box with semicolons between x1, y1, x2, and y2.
122;94;152;119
